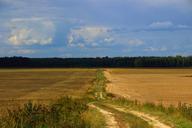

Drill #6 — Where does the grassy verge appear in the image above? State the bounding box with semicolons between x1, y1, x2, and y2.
82;107;106;128
0;96;106;128
0;97;89;128
86;69;107;100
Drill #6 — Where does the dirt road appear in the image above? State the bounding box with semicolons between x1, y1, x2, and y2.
89;104;121;128
108;104;172;128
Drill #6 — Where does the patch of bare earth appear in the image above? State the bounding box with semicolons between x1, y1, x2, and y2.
89;104;121;128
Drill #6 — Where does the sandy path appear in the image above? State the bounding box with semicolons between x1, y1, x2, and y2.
104;69;172;128
89;104;120;128
129;110;171;128
109;105;172;128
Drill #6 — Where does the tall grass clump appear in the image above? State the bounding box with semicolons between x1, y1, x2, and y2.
0;97;91;128
87;69;107;100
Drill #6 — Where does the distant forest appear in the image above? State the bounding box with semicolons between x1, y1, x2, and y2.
0;56;192;68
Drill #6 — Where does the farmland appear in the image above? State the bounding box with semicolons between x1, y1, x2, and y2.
0;69;96;111
106;68;192;106
1;68;192;128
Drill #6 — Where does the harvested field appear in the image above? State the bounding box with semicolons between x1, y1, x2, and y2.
106;69;192;106
0;69;96;111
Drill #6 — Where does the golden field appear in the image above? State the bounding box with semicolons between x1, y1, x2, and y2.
106;69;192;106
0;69;96;111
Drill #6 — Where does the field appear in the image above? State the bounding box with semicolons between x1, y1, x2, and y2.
0;69;96;111
106;68;192;106
1;68;192;128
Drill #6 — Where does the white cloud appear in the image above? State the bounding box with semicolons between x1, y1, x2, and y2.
10;17;45;22
127;39;144;46
8;49;36;55
144;46;167;52
104;37;114;43
8;18;55;46
177;24;189;28
15;49;35;54
149;21;173;29
68;26;112;48
148;21;191;30
140;0;189;7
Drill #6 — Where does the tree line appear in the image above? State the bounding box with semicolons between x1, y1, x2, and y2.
0;56;192;68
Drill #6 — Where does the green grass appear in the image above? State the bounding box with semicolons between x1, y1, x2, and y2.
0;97;89;128
0;96;106;128
86;69;107;100
82;108;106;128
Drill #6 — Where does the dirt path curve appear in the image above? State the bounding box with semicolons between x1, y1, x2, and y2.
109;105;172;128
104;69;172;128
89;104;121;128
129;109;171;128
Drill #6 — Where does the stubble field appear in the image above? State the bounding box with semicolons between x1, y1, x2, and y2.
106;68;192;106
0;68;96;111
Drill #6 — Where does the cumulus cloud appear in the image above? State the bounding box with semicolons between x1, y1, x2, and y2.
104;37;114;43
7;49;36;55
144;46;167;52
149;21;173;29
140;0;189;7
15;49;35;54
127;39;144;46
68;26;112;48
147;21;191;31
8;18;55;46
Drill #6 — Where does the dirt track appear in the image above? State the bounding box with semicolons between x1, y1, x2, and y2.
89;104;120;128
109;105;172;128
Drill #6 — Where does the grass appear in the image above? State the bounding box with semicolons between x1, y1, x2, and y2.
82;107;106;128
87;69;107;100
0;97;89;128
0;96;106;128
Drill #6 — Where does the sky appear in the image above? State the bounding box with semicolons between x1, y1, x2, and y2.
0;0;192;57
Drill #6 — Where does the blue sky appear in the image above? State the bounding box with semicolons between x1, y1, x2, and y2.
0;0;192;57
